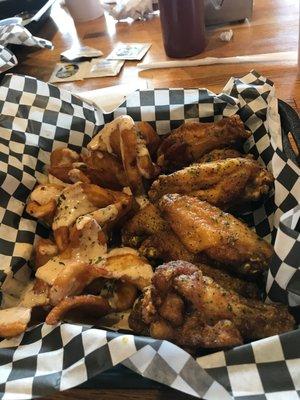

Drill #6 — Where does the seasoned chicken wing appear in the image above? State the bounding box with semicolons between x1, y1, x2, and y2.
159;194;273;275
122;203;169;248
129;261;294;349
157;115;251;171
139;230;197;263
197;148;252;163
122;201;261;297
139;231;259;298
149;158;274;208
195;263;260;299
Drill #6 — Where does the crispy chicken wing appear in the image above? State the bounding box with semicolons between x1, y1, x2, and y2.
122;203;169;247
157;115;251;171
195;263;260;299
122;201;261;297
159;194;273;275
197;148;252;163
137;232;259;298
149;158;274;208
139;230;197;263
129;261;294;349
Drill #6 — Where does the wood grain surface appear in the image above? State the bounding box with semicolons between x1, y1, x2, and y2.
13;0;300;111
11;0;299;399
41;388;194;400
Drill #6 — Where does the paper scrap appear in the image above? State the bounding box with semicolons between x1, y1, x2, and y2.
107;42;151;60
219;29;234;42
86;58;125;78
49;62;89;83
61;46;103;61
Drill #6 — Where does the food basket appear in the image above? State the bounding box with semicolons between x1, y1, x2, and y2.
0;71;299;400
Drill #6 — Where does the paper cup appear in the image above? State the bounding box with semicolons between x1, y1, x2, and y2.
65;0;104;22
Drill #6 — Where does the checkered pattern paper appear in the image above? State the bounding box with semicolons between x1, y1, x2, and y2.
0;46;17;74
0;23;53;74
198;330;300;400
0;71;300;399
0;323;229;400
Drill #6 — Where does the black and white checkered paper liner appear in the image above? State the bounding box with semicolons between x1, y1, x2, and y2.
0;46;17;74
0;23;53;74
0;71;299;399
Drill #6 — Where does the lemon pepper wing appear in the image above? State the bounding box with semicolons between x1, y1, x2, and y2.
158;194;273;275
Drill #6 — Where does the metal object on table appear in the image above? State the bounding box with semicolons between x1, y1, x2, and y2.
205;0;253;25
153;0;253;25
0;0;57;33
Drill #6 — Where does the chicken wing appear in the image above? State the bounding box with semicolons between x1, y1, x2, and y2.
197;148;252;163
159;194;273;275
122;205;260;298
122;200;261;297
139;232;259;298
139;230;197;264
129;261;294;349
195;263;260;299
122;203;169;248
157;115;251;171
149;158;274;208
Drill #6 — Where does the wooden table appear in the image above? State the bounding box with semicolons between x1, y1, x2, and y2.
11;1;299;399
14;0;299;111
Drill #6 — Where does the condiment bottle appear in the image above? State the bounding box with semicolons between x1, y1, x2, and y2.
158;0;206;58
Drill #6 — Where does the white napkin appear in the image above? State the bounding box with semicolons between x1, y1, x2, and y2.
78;81;147;113
104;0;154;20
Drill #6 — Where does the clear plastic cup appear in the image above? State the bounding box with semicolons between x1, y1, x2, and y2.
65;0;104;22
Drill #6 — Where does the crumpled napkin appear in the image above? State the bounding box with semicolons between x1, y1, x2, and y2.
0;22;53;73
104;0;154;20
